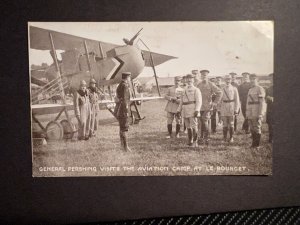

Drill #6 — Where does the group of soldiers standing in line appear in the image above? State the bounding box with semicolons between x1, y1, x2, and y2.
73;70;273;152
165;70;274;148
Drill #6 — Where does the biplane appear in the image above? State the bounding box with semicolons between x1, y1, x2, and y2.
29;25;176;141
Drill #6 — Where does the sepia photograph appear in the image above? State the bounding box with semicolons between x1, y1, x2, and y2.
29;21;273;176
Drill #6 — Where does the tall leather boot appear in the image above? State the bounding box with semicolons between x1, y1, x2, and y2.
187;128;193;146
123;131;131;152
192;128;198;147
223;127;228;141
119;131;124;150
175;124;181;138
256;133;261;147
234;116;237;132
251;132;256;148
229;127;234;143
166;124;172;138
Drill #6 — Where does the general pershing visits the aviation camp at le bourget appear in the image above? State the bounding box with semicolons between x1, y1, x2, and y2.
72;69;273;152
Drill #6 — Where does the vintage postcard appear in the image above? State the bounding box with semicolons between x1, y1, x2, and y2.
29;21;273;176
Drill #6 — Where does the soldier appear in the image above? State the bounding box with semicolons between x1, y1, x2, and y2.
238;72;252;134
164;76;184;138
192;69;200;85
229;72;240;132
266;73;274;143
177;74;202;147
74;80;91;140
211;76;223;133
88;78;100;137
246;74;266;148
220;75;240;142
197;70;222;145
180;75;188;133
115;72;132;151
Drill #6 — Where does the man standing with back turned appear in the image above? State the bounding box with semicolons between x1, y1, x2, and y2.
115;72;132;152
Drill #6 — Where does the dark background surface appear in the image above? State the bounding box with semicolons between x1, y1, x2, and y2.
1;0;300;224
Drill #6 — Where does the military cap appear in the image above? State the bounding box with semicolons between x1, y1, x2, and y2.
122;72;131;79
90;78;96;84
224;74;231;79
191;69;198;74
241;72;250;76
216;76;222;79
174;76;182;81
80;80;87;86
229;72;237;76
249;74;257;79
200;69;209;74
185;74;195;79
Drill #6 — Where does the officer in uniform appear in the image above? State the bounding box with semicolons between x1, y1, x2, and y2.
238;72;252;134
266;73;274;143
88;78;100;137
180;75;188;133
164;76;184;138
74;80;91;140
177;74;202;147
192;69;200;85
211;76;223;133
229;72;240;132
197;70;222;145
220;75;240;142
115;72;132;151
246;74;266;148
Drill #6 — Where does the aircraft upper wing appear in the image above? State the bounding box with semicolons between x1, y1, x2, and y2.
29;26;119;56
142;50;177;67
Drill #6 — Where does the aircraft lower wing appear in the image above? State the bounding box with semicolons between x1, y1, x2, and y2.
31;96;163;115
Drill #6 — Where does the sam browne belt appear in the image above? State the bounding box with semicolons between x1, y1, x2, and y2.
183;101;196;105
223;100;234;103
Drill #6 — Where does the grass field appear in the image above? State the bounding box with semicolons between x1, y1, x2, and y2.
32;99;272;176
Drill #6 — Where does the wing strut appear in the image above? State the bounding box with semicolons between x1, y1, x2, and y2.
138;39;161;97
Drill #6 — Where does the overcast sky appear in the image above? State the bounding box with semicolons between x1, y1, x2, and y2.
29;21;273;77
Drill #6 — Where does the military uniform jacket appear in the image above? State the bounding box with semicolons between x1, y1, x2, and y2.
246;85;266;119
178;85;202;118
74;89;91;120
220;84;240;116
164;86;184;113
197;81;222;111
115;81;131;119
238;82;252;111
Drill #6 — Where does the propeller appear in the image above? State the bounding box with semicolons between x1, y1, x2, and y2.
123;28;143;45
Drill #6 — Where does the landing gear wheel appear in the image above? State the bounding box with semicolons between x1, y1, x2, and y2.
60;119;75;139
45;121;63;140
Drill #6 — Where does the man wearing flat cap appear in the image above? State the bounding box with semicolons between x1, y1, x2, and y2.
238;72;252;134
246;74;266;148
265;73;274;143
115;72;132;151
197;69;222;145
220;75;240;143
74;80;91;140
88;78;100;137
165;76;184;138
177;74;202;147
